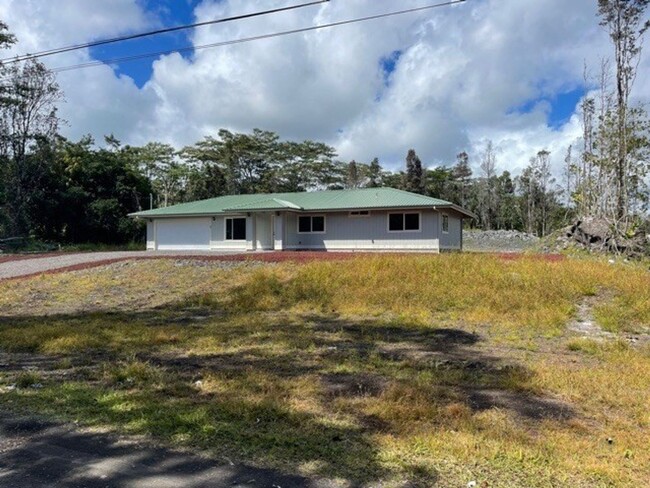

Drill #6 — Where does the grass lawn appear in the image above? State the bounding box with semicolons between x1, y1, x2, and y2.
0;254;649;487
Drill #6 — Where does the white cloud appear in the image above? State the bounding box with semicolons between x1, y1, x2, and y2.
2;0;646;178
0;0;157;144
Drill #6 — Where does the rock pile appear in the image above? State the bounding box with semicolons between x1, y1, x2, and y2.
464;229;540;252
555;218;649;257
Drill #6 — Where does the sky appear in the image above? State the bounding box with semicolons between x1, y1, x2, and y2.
1;0;649;177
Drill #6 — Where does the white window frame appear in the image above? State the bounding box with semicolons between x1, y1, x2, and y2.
387;212;422;233
349;210;370;218
297;215;326;234
442;214;450;234
224;216;247;241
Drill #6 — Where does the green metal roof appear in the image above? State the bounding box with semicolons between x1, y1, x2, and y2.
130;187;475;218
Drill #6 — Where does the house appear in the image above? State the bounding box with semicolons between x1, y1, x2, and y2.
129;187;475;252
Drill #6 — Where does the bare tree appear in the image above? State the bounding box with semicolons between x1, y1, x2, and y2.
535;150;553;237
598;0;650;220
563;144;573;207
478;141;497;229
0;59;63;234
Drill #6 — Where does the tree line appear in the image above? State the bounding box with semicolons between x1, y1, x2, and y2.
1;1;649;246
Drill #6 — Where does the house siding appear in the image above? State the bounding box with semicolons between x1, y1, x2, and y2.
284;210;441;251
148;209;464;252
146;221;155;250
439;211;463;250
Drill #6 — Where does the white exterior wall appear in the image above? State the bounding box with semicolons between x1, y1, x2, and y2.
284;210;441;251
154;217;212;250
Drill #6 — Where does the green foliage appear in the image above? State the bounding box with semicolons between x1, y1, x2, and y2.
15;371;43;388
50;137;152;244
0;20;16;49
180;130;341;194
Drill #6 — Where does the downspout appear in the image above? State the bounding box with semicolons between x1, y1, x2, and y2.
433;206;439;253
460;218;463;252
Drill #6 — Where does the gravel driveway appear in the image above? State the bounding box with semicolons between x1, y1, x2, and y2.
0;251;243;280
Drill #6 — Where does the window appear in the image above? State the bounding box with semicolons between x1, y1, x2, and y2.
225;217;247;240
388;212;420;232
349;210;370;217
298;215;326;233
442;214;449;233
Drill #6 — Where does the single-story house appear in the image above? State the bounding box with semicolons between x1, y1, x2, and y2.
129;187;475;252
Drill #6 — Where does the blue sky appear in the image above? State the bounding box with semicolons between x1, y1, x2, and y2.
510;87;586;130
89;0;201;87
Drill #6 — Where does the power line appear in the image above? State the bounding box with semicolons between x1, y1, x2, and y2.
0;0;329;64
48;0;466;74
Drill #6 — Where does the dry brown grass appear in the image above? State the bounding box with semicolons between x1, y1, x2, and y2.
0;254;648;487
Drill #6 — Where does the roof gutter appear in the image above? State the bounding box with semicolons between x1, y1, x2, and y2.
432;204;477;220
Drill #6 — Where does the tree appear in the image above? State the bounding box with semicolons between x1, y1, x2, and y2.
452;151;472;207
517;150;562;237
346;160;360;189
404;149;425;194
425;167;455;201
49;137;152;244
366;158;383;188
183;163;227;202
0;49;63;235
181;132;339;194
383;171;405;190
0;20;16;49
598;0;650;219
136;142;185;207
495;171;519;230
478;141;497;230
534;150;554;237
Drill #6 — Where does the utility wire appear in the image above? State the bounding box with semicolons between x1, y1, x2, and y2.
47;0;466;74
0;0;330;64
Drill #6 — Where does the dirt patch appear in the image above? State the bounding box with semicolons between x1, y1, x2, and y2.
568;294;650;346
465;388;575;421
568;295;615;340
321;373;388;398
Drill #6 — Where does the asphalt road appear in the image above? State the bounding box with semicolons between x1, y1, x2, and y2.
0;415;335;488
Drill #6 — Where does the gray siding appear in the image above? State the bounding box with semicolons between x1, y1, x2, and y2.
440;211;463;250
439;211;463;250
284;210;441;251
150;209;463;252
146;221;155;250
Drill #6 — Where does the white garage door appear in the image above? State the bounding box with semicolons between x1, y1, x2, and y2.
155;218;211;251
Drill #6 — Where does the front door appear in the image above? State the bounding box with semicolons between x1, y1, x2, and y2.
255;213;274;250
